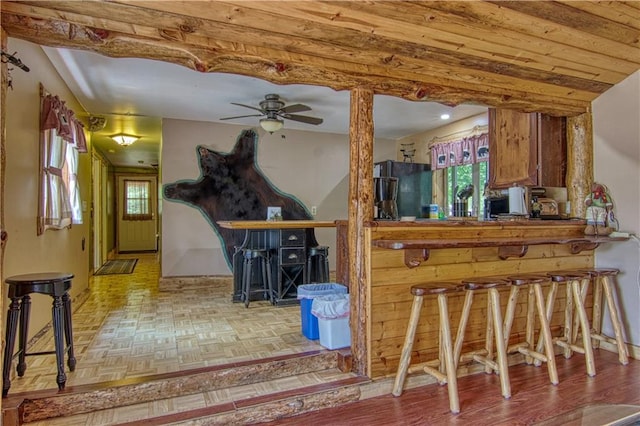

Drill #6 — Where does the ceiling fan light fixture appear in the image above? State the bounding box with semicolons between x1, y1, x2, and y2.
111;134;140;146
259;117;284;133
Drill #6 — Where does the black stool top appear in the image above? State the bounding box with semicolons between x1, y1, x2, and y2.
308;246;329;255
5;272;73;298
242;248;269;259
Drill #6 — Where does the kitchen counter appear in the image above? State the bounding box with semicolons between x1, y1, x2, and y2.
334;219;624;379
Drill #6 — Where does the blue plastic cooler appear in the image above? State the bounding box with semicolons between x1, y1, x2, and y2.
297;283;348;340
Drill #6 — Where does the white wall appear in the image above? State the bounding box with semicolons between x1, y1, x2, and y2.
5;39;91;338
161;119;396;277
592;70;640;345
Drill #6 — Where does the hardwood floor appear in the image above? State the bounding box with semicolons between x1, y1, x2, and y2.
266;350;640;425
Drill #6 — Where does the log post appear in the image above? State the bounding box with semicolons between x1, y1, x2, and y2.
348;88;374;376
566;112;593;220
1;26;7;417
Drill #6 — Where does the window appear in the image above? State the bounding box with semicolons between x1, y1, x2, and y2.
430;129;489;218
447;162;488;217
123;180;152;221
38;90;87;235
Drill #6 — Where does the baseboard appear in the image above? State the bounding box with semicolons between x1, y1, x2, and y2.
158;275;233;291
599;340;640;360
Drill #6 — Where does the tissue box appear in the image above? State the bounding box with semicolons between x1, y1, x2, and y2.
318;317;351;350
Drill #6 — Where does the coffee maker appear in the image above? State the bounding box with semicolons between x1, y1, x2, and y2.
374;177;399;220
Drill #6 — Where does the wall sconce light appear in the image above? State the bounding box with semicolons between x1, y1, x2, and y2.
259;118;284;133
111;134;140;146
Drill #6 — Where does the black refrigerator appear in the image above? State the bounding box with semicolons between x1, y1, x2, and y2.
374;161;432;218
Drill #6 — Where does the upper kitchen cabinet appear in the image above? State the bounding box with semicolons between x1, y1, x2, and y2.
488;109;566;189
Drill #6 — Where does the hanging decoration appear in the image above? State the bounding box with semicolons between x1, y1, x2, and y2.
429;126;488;170
40;86;88;153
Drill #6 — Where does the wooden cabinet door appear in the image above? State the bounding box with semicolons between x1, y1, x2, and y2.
488;108;538;188
537;114;566;187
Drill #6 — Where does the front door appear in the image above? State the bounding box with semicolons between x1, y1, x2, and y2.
117;175;158;252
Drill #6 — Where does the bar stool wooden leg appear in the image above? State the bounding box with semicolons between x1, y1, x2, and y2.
591;275;604;349
392;294;424;397
488;288;511;399
534;281;558;367
571;278;596;377
562;278;574;359
461;278;511;400
506;275;558;385
423;293;459;413
532;283;559;385
601;275;629;364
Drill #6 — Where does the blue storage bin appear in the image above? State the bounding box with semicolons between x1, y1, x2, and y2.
297;283;348;340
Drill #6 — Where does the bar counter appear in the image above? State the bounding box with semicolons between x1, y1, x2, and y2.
335;218;626;379
218;220;336;305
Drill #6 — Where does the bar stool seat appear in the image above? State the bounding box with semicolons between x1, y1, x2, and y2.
458;277;512;400
2;272;76;396
546;270;596;377
306;246;330;283
392;281;464;414
578;268;629;365
241;248;274;308
504;274;559;385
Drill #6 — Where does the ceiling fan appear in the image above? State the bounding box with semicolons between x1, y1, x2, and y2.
220;94;323;132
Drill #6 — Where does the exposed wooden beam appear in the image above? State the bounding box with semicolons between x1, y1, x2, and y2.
348;88;374;376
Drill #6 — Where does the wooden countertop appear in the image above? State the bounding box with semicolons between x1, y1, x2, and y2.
373;235;627;268
217;220;337;230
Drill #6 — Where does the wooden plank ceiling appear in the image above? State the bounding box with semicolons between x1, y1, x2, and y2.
2;1;639;116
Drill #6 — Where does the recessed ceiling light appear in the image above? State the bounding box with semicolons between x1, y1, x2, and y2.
440;113;451;120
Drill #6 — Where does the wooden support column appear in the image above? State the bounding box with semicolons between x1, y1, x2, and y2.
348;88;374;376
1;26;7;419
566;112;593;220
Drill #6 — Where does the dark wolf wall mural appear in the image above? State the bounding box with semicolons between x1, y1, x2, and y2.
163;129;311;267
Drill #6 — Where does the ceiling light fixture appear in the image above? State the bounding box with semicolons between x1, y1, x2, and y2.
111;134;140;146
259;117;284;133
440;113;451;120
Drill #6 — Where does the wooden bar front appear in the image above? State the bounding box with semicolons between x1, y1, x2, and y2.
336;219;612;379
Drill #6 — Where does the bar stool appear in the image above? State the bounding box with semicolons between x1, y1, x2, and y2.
241;248;274;308
546;271;596;376
392;281;464;414
578;268;629;365
2;273;76;396
503;274;558;385
458;277;511;400
306;246;330;283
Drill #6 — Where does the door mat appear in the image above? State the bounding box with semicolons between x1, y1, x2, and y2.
95;259;138;275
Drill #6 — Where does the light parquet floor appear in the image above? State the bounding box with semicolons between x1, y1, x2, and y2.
6;253;323;394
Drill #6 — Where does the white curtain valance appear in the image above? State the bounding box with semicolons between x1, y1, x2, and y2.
430;132;489;170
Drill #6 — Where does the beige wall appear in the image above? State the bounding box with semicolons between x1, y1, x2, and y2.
5;39;91;339
592;70;640;346
161;119;396;277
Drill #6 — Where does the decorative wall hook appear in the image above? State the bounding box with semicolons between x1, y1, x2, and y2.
1;50;30;72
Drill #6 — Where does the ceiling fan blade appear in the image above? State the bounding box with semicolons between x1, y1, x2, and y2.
282;114;324;125
220;113;264;120
230;102;264;113
279;103;311;114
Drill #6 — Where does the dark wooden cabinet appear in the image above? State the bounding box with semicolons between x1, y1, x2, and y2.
488;108;566;188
